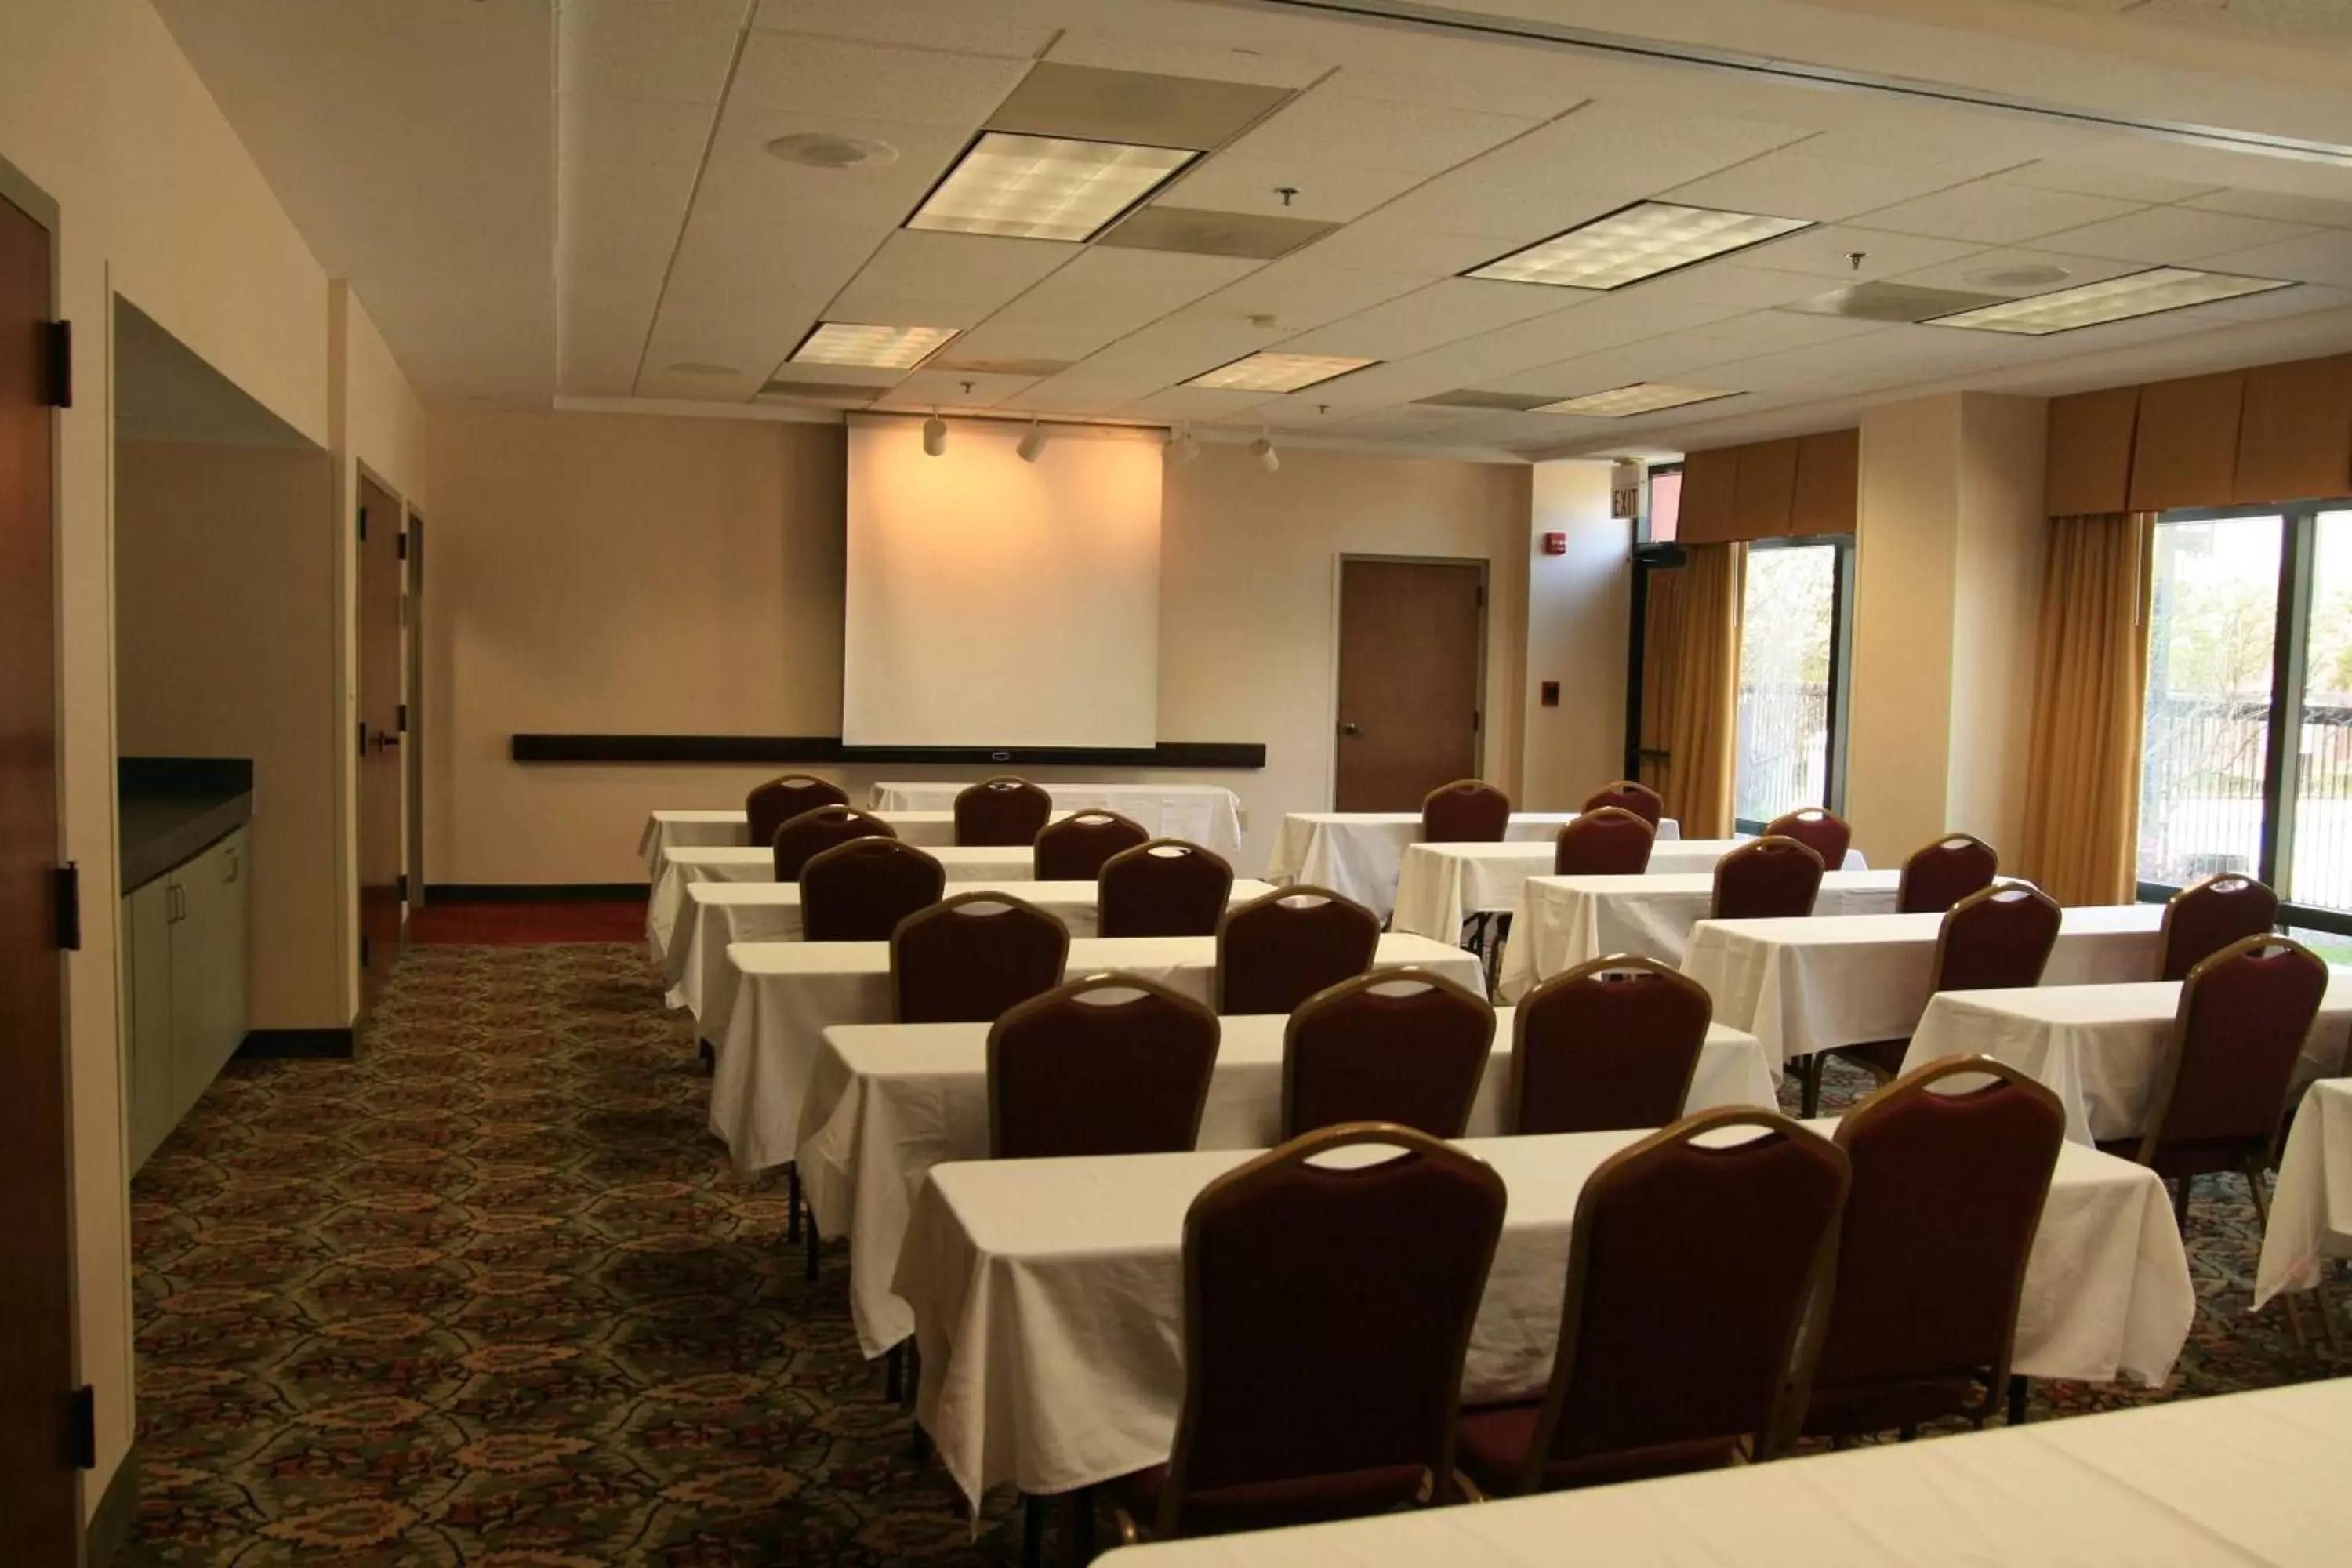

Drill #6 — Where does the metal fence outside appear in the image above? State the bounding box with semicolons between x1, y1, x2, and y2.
1735;679;1829;825
2139;695;2352;912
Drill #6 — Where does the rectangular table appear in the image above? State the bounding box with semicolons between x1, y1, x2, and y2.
1497;869;1906;1002
665;877;1279;1029
896;1124;2192;1510
2255;1079;2352;1311
1392;839;1867;944
868;783;1243;857
1266;812;1682;919
1093;1379;2352;1568
1904;976;2352;1145
713;932;1483;1174
1682;904;2166;1074
642;808;975;880
647;844;1034;960
799;1009;1777;1357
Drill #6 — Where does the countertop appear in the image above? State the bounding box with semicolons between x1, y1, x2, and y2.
119;757;253;891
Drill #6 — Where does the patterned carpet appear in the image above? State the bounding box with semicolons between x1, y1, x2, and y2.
124;942;2346;1565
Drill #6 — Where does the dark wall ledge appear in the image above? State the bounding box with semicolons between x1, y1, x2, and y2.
510;735;1265;769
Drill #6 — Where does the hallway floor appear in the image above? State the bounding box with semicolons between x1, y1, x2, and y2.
122;942;2346;1565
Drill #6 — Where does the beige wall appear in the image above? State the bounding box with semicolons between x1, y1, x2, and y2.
1524;461;1630;810
423;413;1536;882
1848;392;2049;867
116;440;343;1029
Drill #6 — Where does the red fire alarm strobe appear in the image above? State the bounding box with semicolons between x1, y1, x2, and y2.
1541;532;1567;555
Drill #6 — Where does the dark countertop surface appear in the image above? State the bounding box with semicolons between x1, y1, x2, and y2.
119;757;253;891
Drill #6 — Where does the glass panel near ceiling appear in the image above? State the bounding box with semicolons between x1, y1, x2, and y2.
1648;469;1682;543
1734;544;1836;825
2289;510;2352;915
2137;515;2282;890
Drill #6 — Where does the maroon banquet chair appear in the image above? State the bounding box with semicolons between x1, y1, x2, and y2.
746;772;848;846
1581;779;1664;829
889;892;1070;1025
1796;1057;2064;1442
1710;836;1824;921
1803;883;2062;1116
1215;886;1381;1016
953;775;1054;847
1763;808;1852;870
1109;1123;1507;1544
1421;779;1512;844
771;803;895;880
1282;969;1496;1139
2158;873;2280;982
1454;1109;1849;1497
797;837;943;942
1033;809;1149;882
1511;956;1712;1135
987;975;1221;1160
1552;807;1656;876
1098;840;1235;938
1896;833;1999;914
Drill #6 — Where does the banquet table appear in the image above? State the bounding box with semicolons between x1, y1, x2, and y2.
895;1124;2191;1510
798;1009;1776;1357
2254;1079;2352;1312
866;782;1243;857
646;844;1033;959
1497;868;1906;1001
640;808;1011;881
664;877;1279;1028
1682;904;2166;1074
1093;1378;2352;1568
1904;976;2352;1145
711;931;1483;1174
1265;811;1682;918
1391;839;1868;944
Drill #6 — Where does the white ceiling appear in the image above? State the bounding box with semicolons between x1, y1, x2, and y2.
151;0;2352;461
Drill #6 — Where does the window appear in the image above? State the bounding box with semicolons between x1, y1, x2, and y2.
1733;539;1850;829
1646;466;1682;543
2139;502;2352;958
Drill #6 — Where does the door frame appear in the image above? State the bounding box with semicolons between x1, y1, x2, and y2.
401;508;424;922
0;149;85;1559
349;459;407;1010
1329;553;1491;807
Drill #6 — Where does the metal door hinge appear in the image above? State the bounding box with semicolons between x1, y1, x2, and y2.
358;719;368;758
360;934;372;970
44;321;72;408
1472;710;1483;734
396;873;409;902
67;1385;95;1469
397;702;408;733
395;531;408;560
1475;585;1486;608
357;506;368;542
53;862;81;952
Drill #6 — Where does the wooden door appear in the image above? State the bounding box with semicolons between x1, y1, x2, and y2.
1333;558;1486;811
403;514;424;915
357;476;403;1007
0;187;80;1563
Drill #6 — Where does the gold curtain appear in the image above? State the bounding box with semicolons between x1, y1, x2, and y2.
1642;543;1742;839
2017;513;2154;905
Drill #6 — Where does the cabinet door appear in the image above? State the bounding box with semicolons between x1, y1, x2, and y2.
124;881;176;1171
169;829;251;1121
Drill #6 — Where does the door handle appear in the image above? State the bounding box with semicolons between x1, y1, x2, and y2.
368;728;397;752
1340;722;1363;737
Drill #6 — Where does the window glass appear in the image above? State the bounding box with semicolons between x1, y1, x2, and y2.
1734;544;1836;825
1647;469;1681;543
2288;510;2352;914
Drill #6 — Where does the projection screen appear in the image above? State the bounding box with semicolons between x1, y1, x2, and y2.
841;416;1163;748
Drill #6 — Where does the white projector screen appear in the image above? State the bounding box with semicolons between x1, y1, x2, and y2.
842;416;1163;748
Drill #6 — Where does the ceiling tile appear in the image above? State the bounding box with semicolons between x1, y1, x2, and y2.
1220;92;1539;176
1470;101;1816;204
1664;154;1969;222
1041;31;1331;90
1856;181;2146;245
938;319;1125;365
1734;223;1986;280
1321;64;1591;121
828;229;1071;307
978;247;1262;343
2034;205;2318;263
1777;119;2049;178
1294;220;1537;277
1178;260;1430;333
561;0;746;105
2179;281;2347;321
869;367;1042;408
697;111;971;230
727;31;1030;127
1161;155;1423;223
1120;386;1279;419
750;0;1061;58
561;94;716;173
1276;278;1581;359
1618;263;1838;311
1369;176;1627;245
2183;188;2352;228
1887;245;2147;295
1994;158;2223;205
2188;229;2352;285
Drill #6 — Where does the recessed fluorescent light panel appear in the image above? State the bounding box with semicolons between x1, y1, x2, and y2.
1535;383;1739;417
1927;267;2294;334
908;132;1196;242
1469;202;1813;290
1186;353;1377;393
789;322;959;370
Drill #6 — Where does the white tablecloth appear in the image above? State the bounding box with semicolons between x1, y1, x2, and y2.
1497;869;1906;1002
896;1125;2190;1509
1392;840;1867;944
2255;1079;2352;1309
867;783;1243;857
646;844;1033;960
1683;904;2165;1073
641;808;970;880
1265;812;1682;919
1904;977;2352;1145
665;878;1279;1030
711;932;1483;1174
1093;1379;2352;1568
800;1010;1774;1357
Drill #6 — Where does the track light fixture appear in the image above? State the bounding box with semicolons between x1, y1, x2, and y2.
1016;419;1047;463
921;411;947;456
1250;430;1279;474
